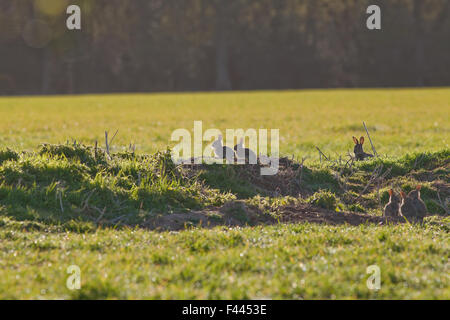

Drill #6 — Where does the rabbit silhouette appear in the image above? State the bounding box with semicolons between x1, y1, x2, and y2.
353;136;373;161
384;189;401;217
234;138;257;164
211;135;235;164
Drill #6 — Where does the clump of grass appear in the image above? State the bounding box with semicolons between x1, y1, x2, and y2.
302;167;341;194
222;202;250;224
358;150;450;177
246;195;299;214
0;149;19;164
39;143;105;167
70;281;125;300
307;190;343;211
346;203;366;213
197;164;262;198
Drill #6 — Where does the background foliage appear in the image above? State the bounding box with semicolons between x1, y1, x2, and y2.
1;0;449;95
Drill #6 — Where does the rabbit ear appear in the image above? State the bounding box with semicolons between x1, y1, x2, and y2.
360;136;365;145
353;137;359;145
240;138;244;145
218;135;222;141
388;189;393;196
400;191;406;198
416;185;422;191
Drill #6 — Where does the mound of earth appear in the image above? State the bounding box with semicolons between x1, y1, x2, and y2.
0;144;448;230
183;157;310;197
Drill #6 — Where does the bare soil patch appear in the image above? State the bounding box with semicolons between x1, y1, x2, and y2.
142;200;407;231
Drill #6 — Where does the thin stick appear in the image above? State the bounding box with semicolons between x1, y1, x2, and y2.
354;164;383;203
363;122;378;157
105;131;110;155
109;129;119;145
315;146;329;161
81;189;95;212
95;207;106;223
58;191;64;213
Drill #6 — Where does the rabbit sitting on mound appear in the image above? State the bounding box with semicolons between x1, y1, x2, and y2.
211;135;235;164
234;138;258;164
404;185;427;222
400;191;418;221
353;136;373;161
384;189;401;217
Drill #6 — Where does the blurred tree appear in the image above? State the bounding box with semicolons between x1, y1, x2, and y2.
0;0;448;95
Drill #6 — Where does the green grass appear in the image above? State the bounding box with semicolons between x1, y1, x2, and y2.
1;88;448;158
0;218;448;299
0;144;233;225
0;88;449;299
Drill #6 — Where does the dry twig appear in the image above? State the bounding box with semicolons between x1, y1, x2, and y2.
363;122;378;157
354;165;392;203
315;146;329;162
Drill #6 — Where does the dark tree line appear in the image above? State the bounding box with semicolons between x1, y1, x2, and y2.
0;0;449;95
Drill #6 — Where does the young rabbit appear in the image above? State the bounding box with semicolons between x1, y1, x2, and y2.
234;138;257;164
400;191;419;222
211;135;235;163
407;185;427;221
353;136;374;161
384;189;401;217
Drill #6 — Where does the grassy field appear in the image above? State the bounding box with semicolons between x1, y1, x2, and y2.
1;88;448;158
0;88;449;299
1;219;448;299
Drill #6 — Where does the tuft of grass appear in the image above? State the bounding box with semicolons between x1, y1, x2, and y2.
302;167;341;194
0;149;19;164
307;190;342;211
198;164;262;198
358;150;450;177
